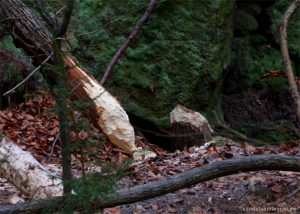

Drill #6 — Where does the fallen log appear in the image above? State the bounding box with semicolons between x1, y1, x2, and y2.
0;137;63;199
0;154;300;213
0;0;137;153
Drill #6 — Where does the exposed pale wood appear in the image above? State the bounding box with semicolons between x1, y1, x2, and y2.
169;105;213;150
1;155;300;213
65;56;137;152
0;137;63;199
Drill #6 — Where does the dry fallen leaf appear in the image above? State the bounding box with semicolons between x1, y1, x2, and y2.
168;206;177;213
103;207;121;214
151;204;160;211
188;206;210;214
242;142;257;154
271;184;282;193
211;182;225;189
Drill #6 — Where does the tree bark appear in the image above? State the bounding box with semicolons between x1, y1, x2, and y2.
0;0;137;153
0;137;63;200
279;0;300;124
99;0;156;84
0;154;300;213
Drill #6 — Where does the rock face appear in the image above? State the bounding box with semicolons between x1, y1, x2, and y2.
169;105;213;150
73;0;234;128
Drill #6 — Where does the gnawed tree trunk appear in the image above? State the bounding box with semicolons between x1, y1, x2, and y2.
0;0;137;153
65;56;136;152
0;154;300;213
0;137;63;199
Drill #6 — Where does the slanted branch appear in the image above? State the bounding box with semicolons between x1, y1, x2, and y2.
100;0;157;84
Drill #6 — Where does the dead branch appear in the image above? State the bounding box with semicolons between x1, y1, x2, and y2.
99;0;156;84
279;0;300;123
0;155;300;213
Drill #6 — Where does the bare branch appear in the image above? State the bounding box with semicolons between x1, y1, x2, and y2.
100;0;157;84
279;0;300;123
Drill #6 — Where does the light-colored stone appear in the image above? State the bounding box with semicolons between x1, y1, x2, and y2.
132;147;157;161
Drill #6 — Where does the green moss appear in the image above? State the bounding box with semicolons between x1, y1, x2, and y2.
234;10;259;33
1;36;24;55
232;123;297;145
226;35;284;94
71;0;233;127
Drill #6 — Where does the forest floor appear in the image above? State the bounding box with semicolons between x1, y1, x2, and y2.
0;91;300;214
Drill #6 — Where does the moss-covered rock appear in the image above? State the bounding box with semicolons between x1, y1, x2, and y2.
233;10;259;34
72;0;234;128
224;35;284;94
226;0;299;94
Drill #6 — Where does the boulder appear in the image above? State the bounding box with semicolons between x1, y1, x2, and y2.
73;0;234;129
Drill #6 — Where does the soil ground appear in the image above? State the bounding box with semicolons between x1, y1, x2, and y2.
0;92;299;214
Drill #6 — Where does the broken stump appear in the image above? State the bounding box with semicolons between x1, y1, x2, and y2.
169;105;213;150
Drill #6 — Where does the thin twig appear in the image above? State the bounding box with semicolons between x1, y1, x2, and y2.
49;130;60;159
3;52;53;96
52;6;66;18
